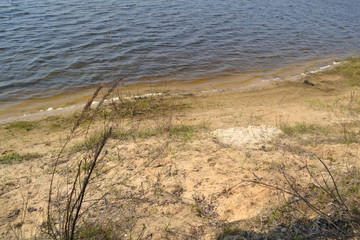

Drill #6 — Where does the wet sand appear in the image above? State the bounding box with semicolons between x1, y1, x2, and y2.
0;56;342;124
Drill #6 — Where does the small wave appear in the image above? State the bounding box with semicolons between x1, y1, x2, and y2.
1;0;359;106
300;61;342;76
69;61;89;69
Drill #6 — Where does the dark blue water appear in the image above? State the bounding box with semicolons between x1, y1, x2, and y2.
1;0;360;105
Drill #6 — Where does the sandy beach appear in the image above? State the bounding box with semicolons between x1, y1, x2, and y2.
0;56;343;124
0;58;359;239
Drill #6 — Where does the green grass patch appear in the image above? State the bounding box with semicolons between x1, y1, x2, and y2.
280;122;329;137
336;127;359;144
329;57;360;86
0;151;42;164
71;123;207;152
168;125;196;141
5;121;38;131
113;124;205;142
113;121;207;142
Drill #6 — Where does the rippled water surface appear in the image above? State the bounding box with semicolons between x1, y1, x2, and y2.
1;0;360;105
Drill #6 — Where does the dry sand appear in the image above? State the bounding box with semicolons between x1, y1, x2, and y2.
0;64;359;239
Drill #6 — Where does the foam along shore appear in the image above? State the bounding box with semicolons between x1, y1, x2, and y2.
0;59;345;125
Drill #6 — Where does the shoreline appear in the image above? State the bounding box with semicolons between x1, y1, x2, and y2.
0;56;344;124
1;57;359;239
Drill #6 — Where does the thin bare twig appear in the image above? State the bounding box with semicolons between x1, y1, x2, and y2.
47;87;102;238
69;127;113;239
317;157;349;212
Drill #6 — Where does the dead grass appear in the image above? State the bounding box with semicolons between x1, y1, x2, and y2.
308;92;360;116
97;95;191;120
219;159;360;239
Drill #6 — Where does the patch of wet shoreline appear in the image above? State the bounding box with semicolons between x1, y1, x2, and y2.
0;58;344;124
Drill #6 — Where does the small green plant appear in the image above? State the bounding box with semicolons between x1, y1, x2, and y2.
164;223;172;233
190;203;204;217
75;222;117;240
218;225;244;240
0;151;42;164
5;121;37;131
337;122;359;144
338;130;358;144
191;195;217;219
71;130;109;152
82;161;92;172
168;125;196;141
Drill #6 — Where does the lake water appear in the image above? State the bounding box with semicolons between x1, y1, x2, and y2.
1;0;360;111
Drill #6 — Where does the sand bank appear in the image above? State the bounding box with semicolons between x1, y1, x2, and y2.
1;57;359;239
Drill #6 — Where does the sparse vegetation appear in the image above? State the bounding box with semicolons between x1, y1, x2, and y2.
112;127;159;140
0;151;42;164
5;121;37;131
308;92;360;115
280;122;329;137
219;159;360;239
218;225;244;240
168;125;196;141
279;121;359;146
191;195;218;219
112;124;200;141
71;122;207;152
329;57;360;86
1;58;360;239
98;96;191;120
70;129;110;152
43;88;114;239
337;122;359;144
74;222;118;240
45;115;74;129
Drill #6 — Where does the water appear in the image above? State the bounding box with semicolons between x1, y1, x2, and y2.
1;0;360;109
